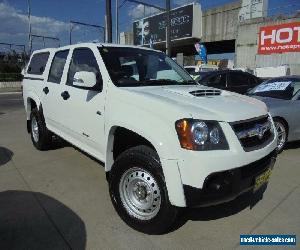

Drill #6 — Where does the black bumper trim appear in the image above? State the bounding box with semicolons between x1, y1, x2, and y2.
183;150;277;207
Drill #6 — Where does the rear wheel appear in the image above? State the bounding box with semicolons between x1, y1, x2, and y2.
109;145;178;234
30;109;52;150
274;118;288;153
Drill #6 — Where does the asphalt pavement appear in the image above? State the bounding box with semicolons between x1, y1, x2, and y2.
0;92;23;113
0;93;299;249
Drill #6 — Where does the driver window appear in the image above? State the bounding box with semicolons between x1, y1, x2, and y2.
67;48;102;91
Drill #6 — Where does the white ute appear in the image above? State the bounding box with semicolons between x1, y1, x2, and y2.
23;43;278;234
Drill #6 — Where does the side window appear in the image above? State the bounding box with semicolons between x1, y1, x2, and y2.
27;52;49;75
229;72;247;86
67;48;102;91
206;73;226;87
48;50;69;84
249;76;258;86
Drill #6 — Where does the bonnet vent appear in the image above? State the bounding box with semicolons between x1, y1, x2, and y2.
190;89;222;97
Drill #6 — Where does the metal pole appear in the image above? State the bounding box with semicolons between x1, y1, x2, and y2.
27;0;32;54
106;0;113;43
166;0;171;57
116;0;119;43
69;22;72;45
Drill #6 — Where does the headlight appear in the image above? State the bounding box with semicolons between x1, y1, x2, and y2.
175;119;229;150
191;122;208;145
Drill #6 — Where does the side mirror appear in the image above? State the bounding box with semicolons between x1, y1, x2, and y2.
73;71;96;88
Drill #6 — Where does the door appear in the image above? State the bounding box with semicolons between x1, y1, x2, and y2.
59;47;106;159
42;49;69;130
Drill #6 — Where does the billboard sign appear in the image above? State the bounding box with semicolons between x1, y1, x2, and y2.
258;22;300;54
133;3;201;46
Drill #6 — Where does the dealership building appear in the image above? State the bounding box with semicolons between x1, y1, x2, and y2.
120;0;300;75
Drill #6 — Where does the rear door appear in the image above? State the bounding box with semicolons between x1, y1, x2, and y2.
42;49;70;130
58;47;106;159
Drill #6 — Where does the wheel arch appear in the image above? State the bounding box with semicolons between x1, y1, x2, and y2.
26;93;41;118
26;94;43;133
105;125;157;173
273;116;289;136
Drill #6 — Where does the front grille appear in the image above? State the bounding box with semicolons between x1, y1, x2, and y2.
190;89;221;97
231;115;274;151
239;150;276;179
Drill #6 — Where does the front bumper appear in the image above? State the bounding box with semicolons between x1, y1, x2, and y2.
183;150;277;207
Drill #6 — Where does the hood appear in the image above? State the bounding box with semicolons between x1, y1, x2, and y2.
121;85;268;123
252;96;285;107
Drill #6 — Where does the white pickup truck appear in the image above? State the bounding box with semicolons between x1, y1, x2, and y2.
23;43;277;234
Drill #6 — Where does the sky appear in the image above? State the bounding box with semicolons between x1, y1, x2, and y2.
0;0;299;52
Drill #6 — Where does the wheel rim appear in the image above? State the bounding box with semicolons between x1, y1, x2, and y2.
31;117;39;143
119;167;161;221
275;121;286;151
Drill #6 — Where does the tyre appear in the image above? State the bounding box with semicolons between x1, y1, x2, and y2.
30;108;52;150
109;145;178;234
274;118;288;153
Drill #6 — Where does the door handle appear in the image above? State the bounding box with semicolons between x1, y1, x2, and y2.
61;91;70;100
43;87;49;95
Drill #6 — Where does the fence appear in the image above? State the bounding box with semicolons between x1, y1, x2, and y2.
0;73;23;91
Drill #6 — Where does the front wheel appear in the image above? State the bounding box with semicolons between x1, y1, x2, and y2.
109;146;178;234
274;118;288;153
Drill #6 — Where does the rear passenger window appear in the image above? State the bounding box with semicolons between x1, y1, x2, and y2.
206;74;226;87
248;76;258;86
229;73;247;86
67;48;102;91
48;50;69;84
27;52;49;75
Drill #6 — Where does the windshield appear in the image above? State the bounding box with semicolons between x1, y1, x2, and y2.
249;78;300;100
99;47;195;87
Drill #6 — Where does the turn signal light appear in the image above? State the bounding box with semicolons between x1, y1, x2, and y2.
175;119;194;150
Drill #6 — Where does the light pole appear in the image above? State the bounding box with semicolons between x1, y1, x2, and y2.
116;0;119;43
106;0;113;43
166;0;171;57
27;0;32;55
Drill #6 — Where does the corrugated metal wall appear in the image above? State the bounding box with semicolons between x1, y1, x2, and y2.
202;1;241;42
